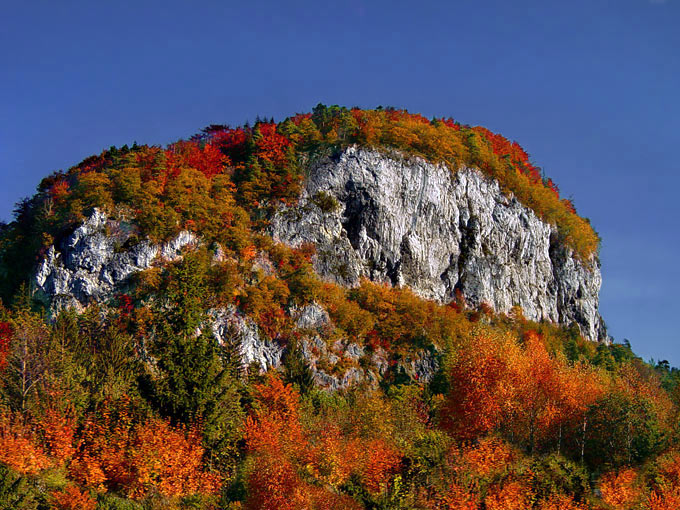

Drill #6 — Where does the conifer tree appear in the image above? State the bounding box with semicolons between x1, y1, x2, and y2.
147;250;244;473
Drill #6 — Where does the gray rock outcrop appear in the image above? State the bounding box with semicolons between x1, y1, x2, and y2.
271;146;605;341
34;209;196;311
32;147;606;344
208;307;283;371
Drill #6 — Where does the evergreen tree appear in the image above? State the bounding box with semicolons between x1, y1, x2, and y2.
147;251;244;473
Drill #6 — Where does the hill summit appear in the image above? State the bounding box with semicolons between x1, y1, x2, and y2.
3;105;603;340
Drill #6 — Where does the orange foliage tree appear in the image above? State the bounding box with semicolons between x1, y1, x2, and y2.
244;375;401;509
599;468;642;510
460;436;516;478
484;480;534;510
437;483;478;510
0;403;75;475
51;485;97;510
0;412;51;475
537;494;588;510
440;332;517;441
441;327;610;460
38;403;77;466
70;397;219;499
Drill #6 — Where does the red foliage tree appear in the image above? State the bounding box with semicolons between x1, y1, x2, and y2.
0;321;11;371
255;122;291;167
163;140;231;184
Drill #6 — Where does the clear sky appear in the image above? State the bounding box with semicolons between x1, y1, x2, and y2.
2;1;679;364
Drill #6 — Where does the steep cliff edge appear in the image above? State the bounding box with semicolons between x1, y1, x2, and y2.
271;146;605;341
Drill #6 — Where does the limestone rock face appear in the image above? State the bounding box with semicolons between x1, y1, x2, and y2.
208;307;284;371
34;209;196;311
271;147;605;341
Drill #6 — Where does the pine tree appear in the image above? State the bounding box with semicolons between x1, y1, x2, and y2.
147;251;244;474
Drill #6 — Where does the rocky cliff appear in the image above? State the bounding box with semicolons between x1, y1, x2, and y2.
34;210;197;312
32;146;606;352
271;146;605;341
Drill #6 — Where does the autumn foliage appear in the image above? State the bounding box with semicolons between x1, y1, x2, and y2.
243;375;402;509
599;468;641;509
0;412;52;475
51;485;97;510
70;397;219;498
277;105;599;258
0;321;10;371
0;105;676;509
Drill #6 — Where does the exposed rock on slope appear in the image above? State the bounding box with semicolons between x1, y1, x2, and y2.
271;146;605;341
32;147;606;343
208;306;284;371
34;209;196;311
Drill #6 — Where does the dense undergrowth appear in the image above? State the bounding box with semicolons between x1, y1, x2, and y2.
0;105;670;509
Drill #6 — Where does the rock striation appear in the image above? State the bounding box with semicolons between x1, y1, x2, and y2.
271;146;605;341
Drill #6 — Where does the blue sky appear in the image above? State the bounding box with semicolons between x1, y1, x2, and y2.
2;1;679;363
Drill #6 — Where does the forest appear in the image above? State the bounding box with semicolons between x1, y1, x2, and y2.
0;105;677;509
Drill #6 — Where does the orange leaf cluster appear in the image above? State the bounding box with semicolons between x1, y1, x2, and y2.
0;414;51;475
70;398;219;499
39;405;76;465
537;494;588;510
244;375;401;508
484;480;534;510
460;437;516;477
599;468;641;510
441;330;605;451
51;485;97;510
0;405;75;475
437;482;478;510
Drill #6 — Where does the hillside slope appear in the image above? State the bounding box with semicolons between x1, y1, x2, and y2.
0;106;677;510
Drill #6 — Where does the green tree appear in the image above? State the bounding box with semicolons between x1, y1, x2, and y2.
584;391;666;469
147;251;244;473
0;465;39;510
